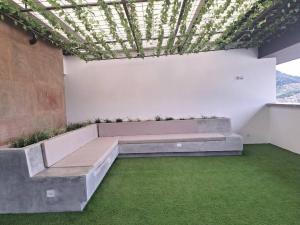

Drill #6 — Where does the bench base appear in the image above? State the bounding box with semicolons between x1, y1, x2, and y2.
118;151;242;158
118;135;243;157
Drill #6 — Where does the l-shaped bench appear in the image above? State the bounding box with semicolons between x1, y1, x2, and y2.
0;118;243;213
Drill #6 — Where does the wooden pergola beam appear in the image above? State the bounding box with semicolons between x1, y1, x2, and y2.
104;31;226;44
164;0;188;52
28;0;85;43
88;43;245;60
178;0;205;53
231;1;280;43
258;17;300;58
173;0;188;37
6;0;70;43
20;0;163;12
121;0;140;54
186;0;205;33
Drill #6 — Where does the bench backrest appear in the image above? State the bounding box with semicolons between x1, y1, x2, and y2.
98;118;231;137
42;124;98;167
196;118;231;133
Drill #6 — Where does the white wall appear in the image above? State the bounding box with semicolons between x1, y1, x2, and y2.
269;105;300;154
64;49;276;144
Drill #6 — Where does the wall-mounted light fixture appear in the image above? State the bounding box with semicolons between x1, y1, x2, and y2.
29;32;37;45
236;75;244;80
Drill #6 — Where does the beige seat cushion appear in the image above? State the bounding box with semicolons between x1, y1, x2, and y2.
118;133;225;144
52;137;118;168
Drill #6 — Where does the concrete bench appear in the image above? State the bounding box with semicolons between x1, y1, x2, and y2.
99;118;242;157
0;118;243;213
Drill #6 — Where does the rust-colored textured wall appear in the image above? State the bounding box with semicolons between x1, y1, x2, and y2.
0;22;66;145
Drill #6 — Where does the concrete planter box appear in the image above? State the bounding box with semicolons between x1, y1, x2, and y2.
0;143;46;213
0;124;101;213
0;124;97;171
98;118;231;137
0;143;91;213
0;143;45;177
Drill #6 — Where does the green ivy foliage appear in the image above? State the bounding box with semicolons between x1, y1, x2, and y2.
0;0;89;59
46;0;106;59
213;0;272;50
190;0;236;53
156;0;171;56
1;0;300;60
64;0;115;59
242;0;300;49
172;0;194;54
145;0;154;41
97;0;131;58
179;0;214;54
10;122;91;148
114;3;136;50
24;0;85;50
128;0;145;57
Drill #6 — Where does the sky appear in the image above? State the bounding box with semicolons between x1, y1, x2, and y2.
276;58;300;76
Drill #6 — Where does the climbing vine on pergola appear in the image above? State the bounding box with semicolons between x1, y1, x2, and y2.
0;0;300;61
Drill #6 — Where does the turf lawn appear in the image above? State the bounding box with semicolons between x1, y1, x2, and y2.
0;144;299;225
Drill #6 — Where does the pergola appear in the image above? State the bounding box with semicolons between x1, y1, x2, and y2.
1;0;300;60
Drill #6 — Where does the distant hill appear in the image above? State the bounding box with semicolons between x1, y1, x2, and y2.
277;71;300;86
277;71;300;103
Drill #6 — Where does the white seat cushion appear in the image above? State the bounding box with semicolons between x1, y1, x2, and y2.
52;137;118;168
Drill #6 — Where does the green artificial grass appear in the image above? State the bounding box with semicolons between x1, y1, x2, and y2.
0;144;300;225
